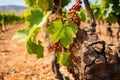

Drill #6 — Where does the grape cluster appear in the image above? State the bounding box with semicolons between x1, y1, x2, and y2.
47;42;59;52
68;0;82;26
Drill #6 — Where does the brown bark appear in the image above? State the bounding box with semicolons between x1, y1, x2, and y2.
84;0;96;33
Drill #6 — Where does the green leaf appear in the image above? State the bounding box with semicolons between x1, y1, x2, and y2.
25;0;53;12
37;40;44;58
27;40;44;58
25;11;51;58
25;0;36;7
26;11;51;42
37;11;52;27
12;28;27;42
106;14;118;23
36;0;46;11
48;19;63;42
61;21;78;48
56;52;70;67
100;0;120;23
37;0;54;10
113;6;120;15
77;9;89;22
105;3;113;18
47;20;78;48
26;25;40;42
47;0;54;9
27;40;37;54
62;8;68;18
25;9;43;27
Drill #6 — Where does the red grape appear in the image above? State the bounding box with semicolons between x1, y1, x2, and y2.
68;0;82;26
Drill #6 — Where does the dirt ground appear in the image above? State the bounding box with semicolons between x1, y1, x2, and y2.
0;23;60;80
0;23;119;80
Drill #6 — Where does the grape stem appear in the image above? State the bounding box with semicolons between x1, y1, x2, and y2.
55;0;61;15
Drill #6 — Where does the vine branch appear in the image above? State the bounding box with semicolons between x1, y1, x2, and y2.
84;0;96;33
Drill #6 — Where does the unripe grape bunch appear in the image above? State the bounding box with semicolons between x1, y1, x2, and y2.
68;0;82;26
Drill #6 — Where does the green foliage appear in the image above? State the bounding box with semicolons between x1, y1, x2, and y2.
14;0;77;67
37;0;54;11
88;0;120;24
60;21;78;48
0;12;24;25
56;52;70;66
25;0;54;12
25;0;36;7
25;0;71;12
90;1;103;21
25;9;43;27
0;13;2;24
27;40;44;58
13;11;51;58
47;19;78;48
77;9;89;22
62;8;68;18
100;0;120;23
26;11;51;42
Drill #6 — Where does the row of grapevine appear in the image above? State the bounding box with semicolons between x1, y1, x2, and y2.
78;0;120;25
0;12;25;32
90;0;120;42
77;0;120;43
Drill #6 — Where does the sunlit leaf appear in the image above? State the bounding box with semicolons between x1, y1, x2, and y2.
12;28;27;42
57;52;70;67
48;20;78;48
61;21;78;48
48;19;63;42
25;0;36;7
25;9;43;27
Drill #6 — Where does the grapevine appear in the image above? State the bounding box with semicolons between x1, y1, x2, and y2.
0;12;24;32
13;0;120;80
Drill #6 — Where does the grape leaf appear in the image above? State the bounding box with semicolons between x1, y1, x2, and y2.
100;0;120;23
26;11;51;42
25;0;36;7
24;9;31;18
25;9;43;27
26;25;40;42
36;0;54;11
61;21;78;48
27;40;44;58
12;28;27;42
27;40;37;54
77;9;89;22
106;14;118;23
25;11;51;58
105;3;113;18
56;52;70;66
47;0;54;9
48;19;63;42
37;40;44;58
47;20;78;48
